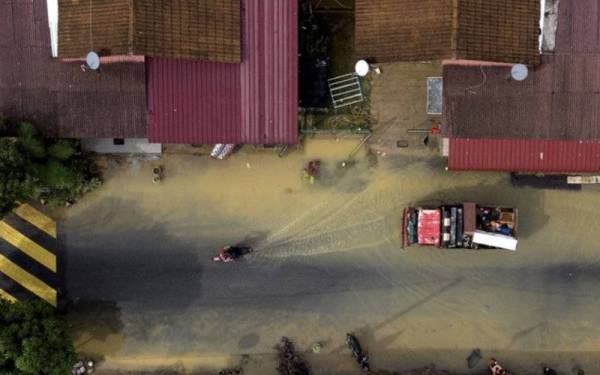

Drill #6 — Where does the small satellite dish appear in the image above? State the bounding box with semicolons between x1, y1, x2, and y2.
86;51;101;70
511;64;528;81
355;60;370;77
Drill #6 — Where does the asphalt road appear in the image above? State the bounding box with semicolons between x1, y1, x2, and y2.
61;143;600;374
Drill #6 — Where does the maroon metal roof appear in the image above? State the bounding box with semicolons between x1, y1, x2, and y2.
147;0;298;145
0;0;146;138
443;55;600;140
448;139;600;172
443;0;600;172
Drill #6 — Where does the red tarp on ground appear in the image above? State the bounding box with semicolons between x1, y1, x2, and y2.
418;209;441;246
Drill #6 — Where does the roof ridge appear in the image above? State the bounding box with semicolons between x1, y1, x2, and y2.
450;0;460;59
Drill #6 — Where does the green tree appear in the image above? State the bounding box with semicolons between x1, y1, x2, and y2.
0;138;36;215
0;300;77;375
16;123;46;159
0;122;100;216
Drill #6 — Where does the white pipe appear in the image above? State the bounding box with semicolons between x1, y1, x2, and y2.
539;0;546;52
46;0;58;57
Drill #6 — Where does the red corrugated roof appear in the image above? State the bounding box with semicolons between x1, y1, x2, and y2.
147;0;298;145
449;139;600;172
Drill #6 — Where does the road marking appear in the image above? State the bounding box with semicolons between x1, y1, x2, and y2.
0;254;56;306
0;288;16;303
0;222;57;272
12;204;57;238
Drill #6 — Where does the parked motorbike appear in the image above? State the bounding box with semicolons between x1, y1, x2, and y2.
489;358;510;375
213;246;253;263
346;333;370;372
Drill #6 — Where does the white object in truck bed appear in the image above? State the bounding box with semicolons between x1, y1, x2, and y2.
472;230;518;251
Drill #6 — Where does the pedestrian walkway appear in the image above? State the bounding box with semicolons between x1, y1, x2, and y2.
0;204;58;306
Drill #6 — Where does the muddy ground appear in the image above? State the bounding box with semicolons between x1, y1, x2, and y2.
58;138;600;375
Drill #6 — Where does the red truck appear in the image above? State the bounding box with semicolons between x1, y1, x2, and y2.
402;203;518;251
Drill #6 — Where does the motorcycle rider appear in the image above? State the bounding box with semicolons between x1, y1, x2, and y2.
215;245;253;263
221;245;242;261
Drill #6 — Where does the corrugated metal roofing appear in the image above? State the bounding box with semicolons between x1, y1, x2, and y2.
0;0;146;138
443;54;600;140
147;0;298;145
443;0;600;172
449;139;600;172
58;0;241;62
355;0;540;64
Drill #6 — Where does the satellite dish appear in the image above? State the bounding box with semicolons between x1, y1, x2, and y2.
355;60;370;77
86;51;101;70
511;64;528;81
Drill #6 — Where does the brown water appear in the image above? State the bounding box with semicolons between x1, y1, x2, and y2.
62;139;600;375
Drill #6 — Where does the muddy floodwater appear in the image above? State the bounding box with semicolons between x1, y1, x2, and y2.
61;139;600;374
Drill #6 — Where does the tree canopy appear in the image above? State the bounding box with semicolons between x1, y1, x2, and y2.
0;122;100;216
0;138;36;215
0;300;77;375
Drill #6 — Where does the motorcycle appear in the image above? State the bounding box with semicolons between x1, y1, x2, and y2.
489;358;510;375
346;333;370;372
213;245;254;263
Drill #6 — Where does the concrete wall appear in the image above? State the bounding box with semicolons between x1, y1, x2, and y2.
81;138;162;154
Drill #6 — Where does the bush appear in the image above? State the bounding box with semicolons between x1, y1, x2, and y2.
0;300;77;375
0;138;36;214
17;122;46;159
0;122;101;216
47;140;77;161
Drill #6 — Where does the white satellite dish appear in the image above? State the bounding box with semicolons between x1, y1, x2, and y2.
511;64;528;81
355;60;370;77
86;51;101;70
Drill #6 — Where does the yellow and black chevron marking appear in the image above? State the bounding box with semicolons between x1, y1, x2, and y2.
0;204;58;307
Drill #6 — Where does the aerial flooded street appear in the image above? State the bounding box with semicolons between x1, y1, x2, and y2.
60;139;600;375
1;1;598;374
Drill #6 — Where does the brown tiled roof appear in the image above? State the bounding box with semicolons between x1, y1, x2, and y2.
455;0;540;65
355;0;455;62
58;0;241;63
58;0;132;57
443;0;600;141
0;0;146;138
355;0;540;64
134;0;241;62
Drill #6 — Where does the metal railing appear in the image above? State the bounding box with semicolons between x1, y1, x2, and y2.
328;73;364;109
